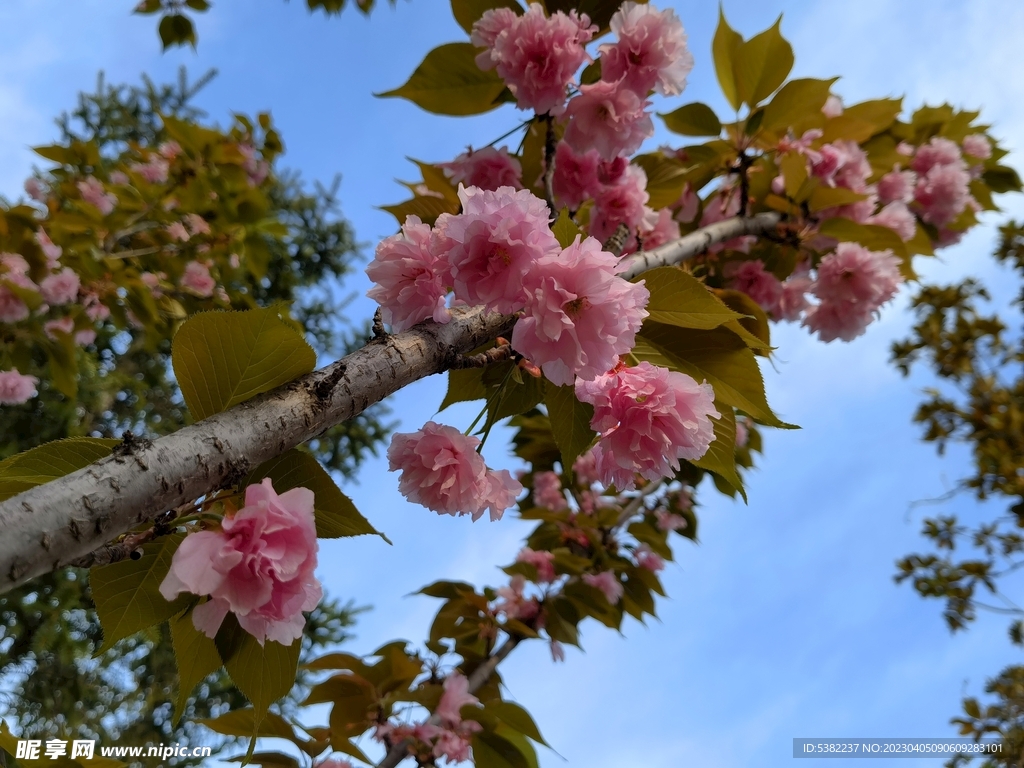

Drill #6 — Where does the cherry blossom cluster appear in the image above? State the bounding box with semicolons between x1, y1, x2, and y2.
160;478;322;645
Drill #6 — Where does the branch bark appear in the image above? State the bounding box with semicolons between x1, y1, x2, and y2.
0;214;782;594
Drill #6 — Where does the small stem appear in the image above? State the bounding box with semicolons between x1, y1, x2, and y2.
486;119;533;150
542;113;558;221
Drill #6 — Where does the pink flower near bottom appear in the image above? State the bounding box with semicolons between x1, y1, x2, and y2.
635;544;665;572
436;672;480;726
181;261;216;297
728;260;783;316
583;570;624;604
0;370;39;405
387;421;522;521
439;146;522;191
516;547;557;582
576;362;720;490
159;478;321;645
39;268;80;306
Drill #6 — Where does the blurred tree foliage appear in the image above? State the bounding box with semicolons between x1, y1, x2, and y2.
892;222;1024;766
0;69;387;766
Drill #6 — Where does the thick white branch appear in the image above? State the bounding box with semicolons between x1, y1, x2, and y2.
0;214;782;593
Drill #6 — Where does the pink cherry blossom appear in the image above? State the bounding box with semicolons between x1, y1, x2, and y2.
699;187;754;253
184;213;212;236
675;183;699;224
588;164;655;245
82;292;111;322
822;94;844;118
550;640;566;662
573;449;599;485
639;207;681;250
433;731;472;763
0;370;38;405
811;243;902;307
962;134;992;160
532;471;568;511
512;235;649;386
600;2;694;97
735;418;749;448
563;79;654;161
911;137;962;174
494;574;541;621
366;215;451;332
39;268;80;306
635;544;665;572
870;201;916;241
75;328;97;346
130;157;170;184
77;176;117;216
166;221;190;242
877;168;916;205
728;260;783;315
433;185;559;314
552;141;601;209
35;229;62;265
387;421;522;521
24;177;48;202
576;362;720;489
436;673;479;726
0;286;29;323
776;271;812;322
109;170;130;185
158;140;183;160
439;146;522;191
44;316;74;340
914;161;972;227
160;478;321;645
583;570;624;604
517;546;556;582
655;510;688;532
181;261;216;297
802;300;876;343
473;3;596;116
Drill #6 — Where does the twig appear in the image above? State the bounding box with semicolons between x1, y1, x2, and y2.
542;114;558;221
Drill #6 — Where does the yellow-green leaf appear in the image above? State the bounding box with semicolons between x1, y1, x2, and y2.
0;437;118;502
170;608;223;725
380;193;459;227
660;102;722;137
712;8;744;111
172;307;316;421
91;534;191;653
761;78;836;133
245;449;387;541
734;17;793;107
543;381;595;470
641;267;744;330
377;42;507;116
551;208;583;248
200;709;297;741
689;405;745;498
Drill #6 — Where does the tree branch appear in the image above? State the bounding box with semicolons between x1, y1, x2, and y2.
0;214;783;594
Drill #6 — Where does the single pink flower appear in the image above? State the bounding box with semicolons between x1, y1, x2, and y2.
76;176;117;216
573;449;599;485
962;134;992;160
433;185;559;314
159;478;321;645
473;3;596;116
81;291;111;322
512;235;649;386
811;242;902;307
822;94;844;118
552;141;601;210
600;2;694;97
75;328;97;346
109;170;130;185
563;79;654;161
184;213;211;236
166;221;190;242
130;157;170;184
588;164;655;244
433;731;472;763
550;640;566;662
35;229;62;265
914;161;972;227
575;362;720;489
698;187;754;253
366;215;451;332
727;260;783;316
877;168;916;205
517;546;557;582
44;316;75;340
0;286;29;323
802;299;876;343
24;177;48;202
181;261;216;297
870;201;916;241
0;370;38;405
39;268;80;306
675;183;699;223
439;146;522;191
436;673;479;726
776;270;812;322
911;137;962;175
639;207;681;250
583;570;624;604
494;574;540;620
655;510;688;532
158;140;183;160
532;470;568;511
635;544;665;572
387;421;522;521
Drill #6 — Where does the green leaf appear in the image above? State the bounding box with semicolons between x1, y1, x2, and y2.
632;322;786;427
631;153;690;210
170;609;223;725
734;17;793;107
44;333;78;399
216;614;302;732
713;288;772;351
543;381;595;470
689;406;745;498
380;193;459;227
485;701;549;746
441;364;490;410
91;534;191;653
641;267;744;330
158;13;197;50
551;208;583;248
200;709;297;740
377;42;507;116
807;185;868;212
245;449;386;541
761;78;836;133
451;0;523;34
982;165;1023;193
712;7;744;111
0;437;117;502
172;307;316;421
817;217;909;260
472;730;532;768
185;0;211;9
822;98;902;143
660;102;722;137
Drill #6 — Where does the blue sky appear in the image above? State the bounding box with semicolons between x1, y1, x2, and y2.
1;1;1022;766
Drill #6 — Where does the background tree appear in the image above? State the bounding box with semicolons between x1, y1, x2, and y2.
0;69;390;766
